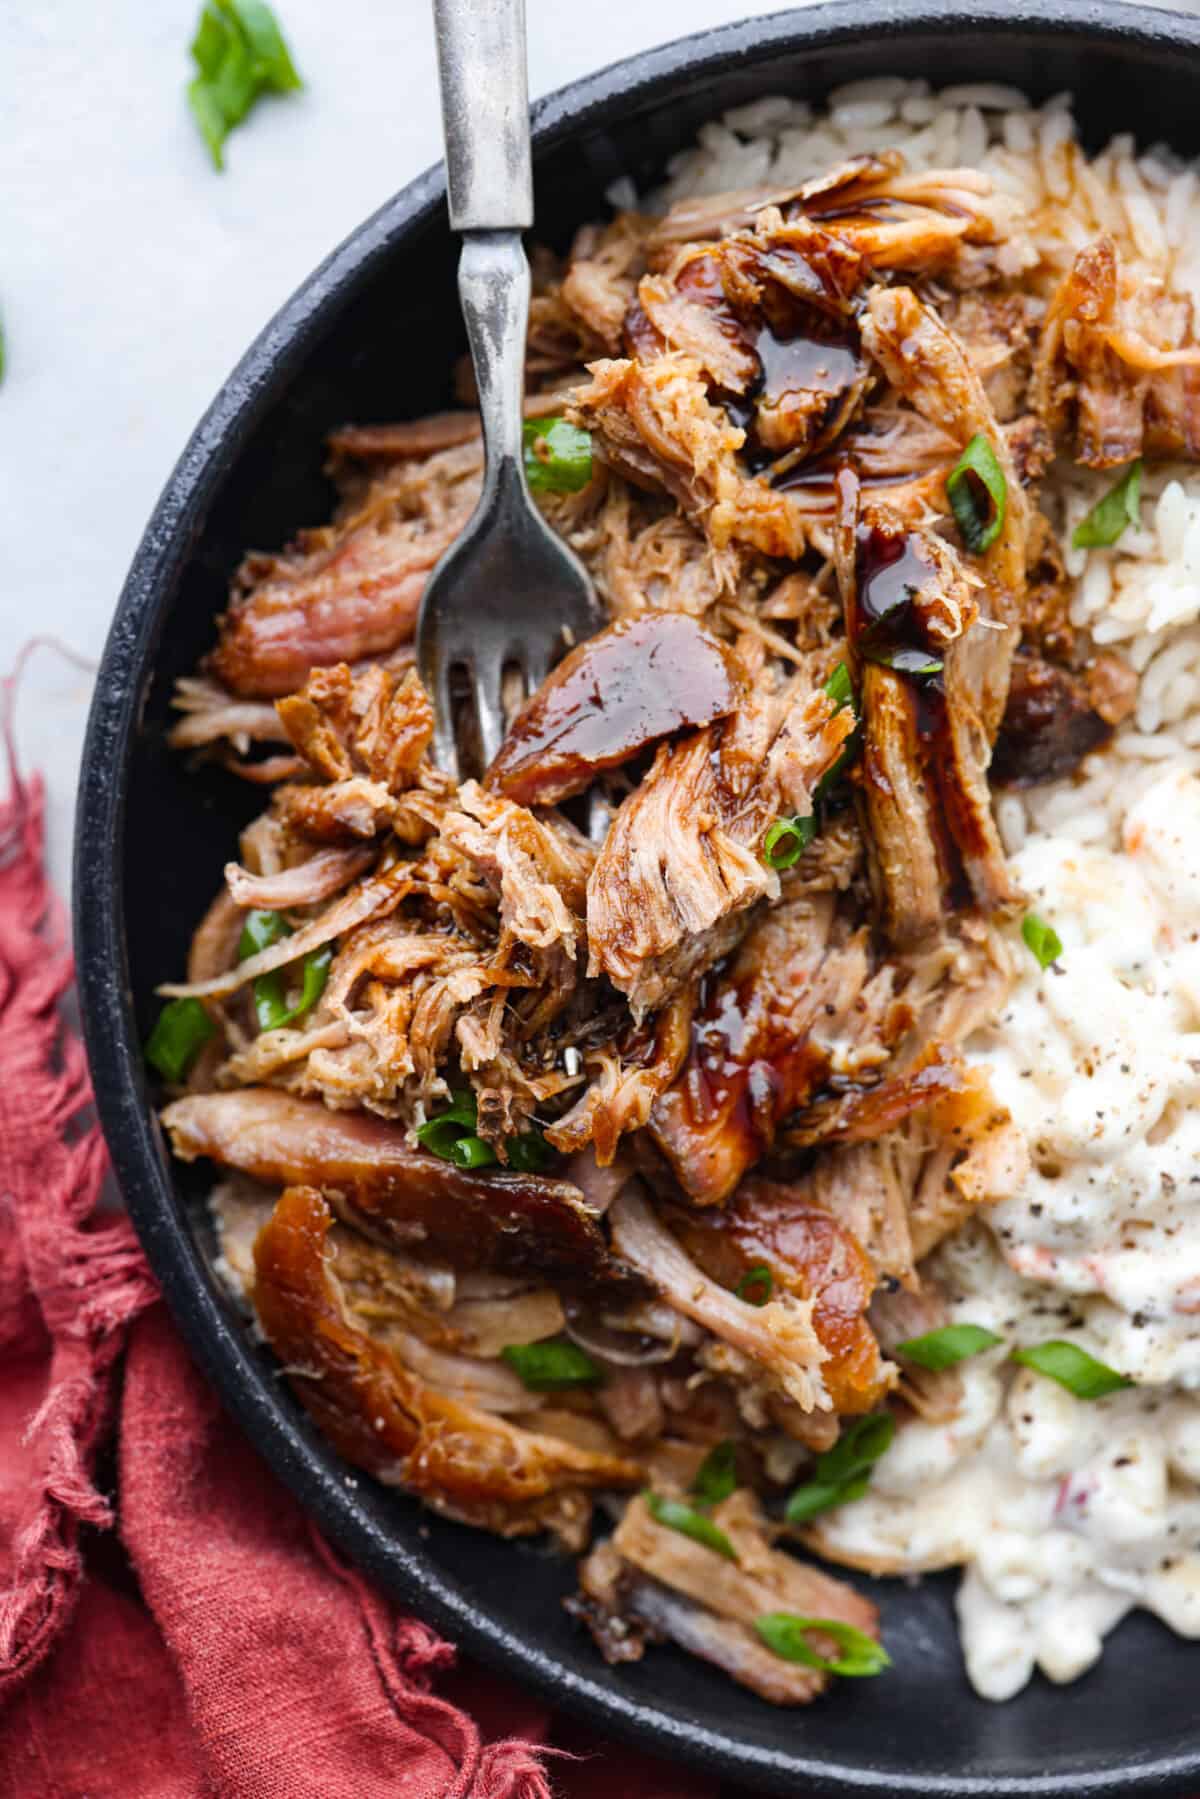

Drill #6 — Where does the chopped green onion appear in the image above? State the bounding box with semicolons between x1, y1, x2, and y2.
449;1134;498;1170
644;1492;738;1561
825;661;854;712
763;815;815;871
251;945;332;1033
1011;1340;1131;1400
690;1440;738;1509
501;1338;601;1391
735;1265;774;1306
145;997;216;1083
754;1613;891;1678
863;645;944;677
504;1130;551;1172
785;1411;894;1524
523;418;593;494
238;907;292;959
895;1322;1003;1371
1073;460;1142;550
1021;912;1063;970
188;0;303;171
947;433;1006;553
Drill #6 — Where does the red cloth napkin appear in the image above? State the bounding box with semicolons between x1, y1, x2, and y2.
0;766;722;1799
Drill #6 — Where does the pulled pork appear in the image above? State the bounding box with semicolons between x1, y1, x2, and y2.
154;127;1180;1710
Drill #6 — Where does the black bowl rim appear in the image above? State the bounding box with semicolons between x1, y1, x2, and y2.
75;4;1200;1793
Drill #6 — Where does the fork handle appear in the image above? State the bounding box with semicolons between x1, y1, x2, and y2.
432;0;533;231
458;232;531;509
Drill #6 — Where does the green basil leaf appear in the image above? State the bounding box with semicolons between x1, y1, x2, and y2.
947;432;1006;553
735;1264;774;1306
644;1492;738;1561
188;0;303;171
763;815;815;870
690;1440;738;1509
1011;1340;1132;1400
501;1338;601;1391
523;417;593;494
1073;460;1142;550
895;1323;1004;1371
145;997;216;1083
230;0;303;89
755;1613;891;1677
1021;912;1063;970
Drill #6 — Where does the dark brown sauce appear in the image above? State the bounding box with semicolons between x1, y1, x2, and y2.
486;613;738;805
850;523;945;676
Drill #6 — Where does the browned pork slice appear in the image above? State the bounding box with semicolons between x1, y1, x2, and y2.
572;1490;879;1702
647;893;907;1206
586;659;855;1016
208;443;481;698
991;649;1136;787
1032;234;1200;467
485;613;742;806
834;336;1023;945
666;1176;894;1415
162;1089;637;1291
253;1186;641;1547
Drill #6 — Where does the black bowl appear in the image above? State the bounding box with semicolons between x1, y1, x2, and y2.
76;4;1200;1792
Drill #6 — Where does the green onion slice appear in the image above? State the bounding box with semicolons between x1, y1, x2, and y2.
188;0;303;171
690;1440;738;1509
754;1613;891;1677
238;907;292;959
504;1130;551;1172
145;997;216;1083
763;815;815;870
1011;1340;1131;1399
785;1411;894;1524
416;1089;478;1158
825;660;854;712
501;1338;601;1391
1021;912;1063;970
1073;459;1142;550
644;1492;738;1561
947;433;1006;553
523;418;593;494
895;1323;1003;1371
251;945;332;1033
863;645;944;677
735;1264;774;1306
448;1134;498;1170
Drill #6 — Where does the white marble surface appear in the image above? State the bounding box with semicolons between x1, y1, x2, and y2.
0;0;1195;898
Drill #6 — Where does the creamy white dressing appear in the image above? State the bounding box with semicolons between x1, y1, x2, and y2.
819;766;1200;1698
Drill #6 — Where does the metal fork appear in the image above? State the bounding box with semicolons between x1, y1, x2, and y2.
420;0;604;782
